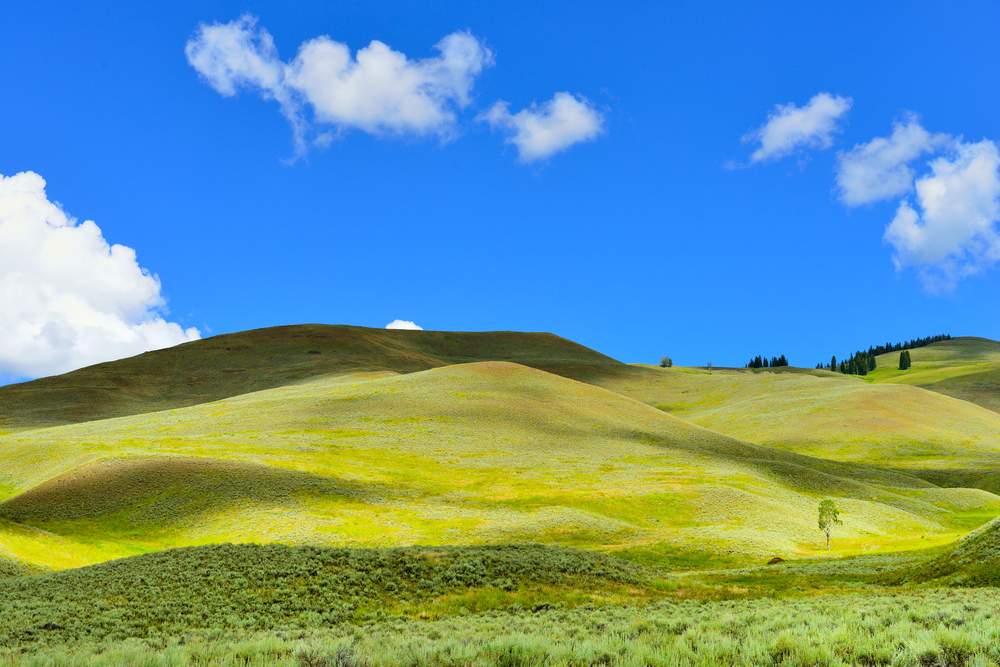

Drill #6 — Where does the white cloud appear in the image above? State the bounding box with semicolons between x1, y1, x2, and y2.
0;172;200;380
883;139;1000;291
836;115;953;206
186;15;493;155
744;92;852;164
482;93;604;162
386;320;423;330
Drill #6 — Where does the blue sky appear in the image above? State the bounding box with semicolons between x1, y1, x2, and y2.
2;1;1000;379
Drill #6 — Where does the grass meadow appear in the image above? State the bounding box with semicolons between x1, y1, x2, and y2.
7;589;1000;666
2;329;1000;664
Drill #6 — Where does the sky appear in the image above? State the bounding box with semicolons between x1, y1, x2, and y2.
3;1;1000;381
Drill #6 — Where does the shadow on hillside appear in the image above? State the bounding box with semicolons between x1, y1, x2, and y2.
0;457;381;527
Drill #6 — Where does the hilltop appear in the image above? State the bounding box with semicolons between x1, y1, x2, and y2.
0;324;626;432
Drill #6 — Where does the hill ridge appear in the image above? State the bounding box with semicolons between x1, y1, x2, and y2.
0;324;627;431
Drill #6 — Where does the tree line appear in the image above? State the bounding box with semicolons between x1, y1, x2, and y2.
815;334;950;375
746;354;788;368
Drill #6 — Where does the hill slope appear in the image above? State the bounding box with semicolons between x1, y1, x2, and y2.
882;516;1000;586
1;361;991;571
0;324;627;432
597;363;1000;475
866;337;1000;413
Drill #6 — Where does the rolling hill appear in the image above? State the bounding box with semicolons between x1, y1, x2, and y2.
0;324;628;432
584;340;1000;498
1;360;993;574
866;337;1000;414
2;327;1000;584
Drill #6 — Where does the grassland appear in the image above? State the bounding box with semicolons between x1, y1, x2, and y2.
2;361;991;573
6;554;1000;666
1;541;999;665
2;327;1000;663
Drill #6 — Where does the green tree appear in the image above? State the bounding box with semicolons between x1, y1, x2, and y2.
818;499;842;551
899;350;911;370
659;355;673;368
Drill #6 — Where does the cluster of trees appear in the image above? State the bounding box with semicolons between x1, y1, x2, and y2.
872;334;951;355
659;356;673;368
899;350;912;370
827;350;878;376
746;354;788;368
815;334;950;375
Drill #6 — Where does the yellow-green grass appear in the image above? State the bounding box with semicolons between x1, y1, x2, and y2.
0;324;628;432
866;337;1000;416
0;362;991;572
881;515;1000;586
597;362;1000;470
867;337;1000;387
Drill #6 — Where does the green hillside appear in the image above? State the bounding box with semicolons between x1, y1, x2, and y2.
1;361;992;573
882;516;1000;586
600;363;1000;470
864;337;1000;415
0;324;626;432
867;337;1000;387
5;327;1000;664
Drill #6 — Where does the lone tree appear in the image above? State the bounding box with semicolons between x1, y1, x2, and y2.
899;350;911;370
818;499;842;551
660;355;673;368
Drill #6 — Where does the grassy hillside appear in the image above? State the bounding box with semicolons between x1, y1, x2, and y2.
598;363;1000;473
0;324;626;432
881;516;1000;586
864;337;1000;414
867;337;1000;386
1;361;991;572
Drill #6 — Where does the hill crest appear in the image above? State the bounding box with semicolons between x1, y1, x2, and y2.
0;324;626;431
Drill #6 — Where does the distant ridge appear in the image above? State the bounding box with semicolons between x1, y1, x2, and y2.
0;324;627;431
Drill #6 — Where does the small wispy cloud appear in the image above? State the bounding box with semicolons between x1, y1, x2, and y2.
481;92;605;162
743;92;852;164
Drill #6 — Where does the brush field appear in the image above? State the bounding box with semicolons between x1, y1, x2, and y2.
1;326;999;663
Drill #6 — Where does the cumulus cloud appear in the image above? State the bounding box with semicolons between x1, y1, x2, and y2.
882;139;1000;291
0;172;200;380
386;320;423;330
836;115;953;206
482;93;604;162
186;15;494;155
744;92;852;164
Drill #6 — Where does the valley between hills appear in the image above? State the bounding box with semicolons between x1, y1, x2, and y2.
3;325;1000;665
